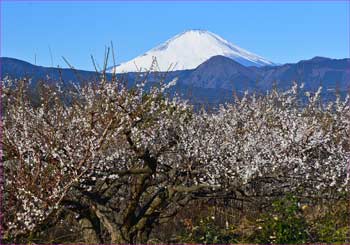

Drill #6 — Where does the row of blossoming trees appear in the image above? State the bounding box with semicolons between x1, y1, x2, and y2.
1;73;350;243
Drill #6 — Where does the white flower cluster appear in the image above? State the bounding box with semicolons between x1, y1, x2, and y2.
2;78;349;239
179;84;349;197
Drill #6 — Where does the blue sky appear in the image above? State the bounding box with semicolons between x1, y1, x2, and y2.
1;1;349;70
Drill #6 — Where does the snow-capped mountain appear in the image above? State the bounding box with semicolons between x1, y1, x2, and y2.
109;29;275;73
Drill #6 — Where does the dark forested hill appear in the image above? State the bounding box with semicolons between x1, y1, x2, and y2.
1;56;349;105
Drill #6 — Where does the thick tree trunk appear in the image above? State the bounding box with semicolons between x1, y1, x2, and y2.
79;218;101;244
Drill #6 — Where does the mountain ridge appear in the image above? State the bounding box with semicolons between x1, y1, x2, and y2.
1;55;349;105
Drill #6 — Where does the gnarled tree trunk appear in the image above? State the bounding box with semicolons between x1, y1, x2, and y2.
79;218;101;244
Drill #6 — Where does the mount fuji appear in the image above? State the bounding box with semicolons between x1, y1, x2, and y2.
109;30;275;73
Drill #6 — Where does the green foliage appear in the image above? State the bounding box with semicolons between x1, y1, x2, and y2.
179;216;238;244
310;201;349;243
174;197;349;244
316;222;348;243
253;195;309;244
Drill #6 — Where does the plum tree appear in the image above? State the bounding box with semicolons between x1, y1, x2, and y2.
2;75;349;243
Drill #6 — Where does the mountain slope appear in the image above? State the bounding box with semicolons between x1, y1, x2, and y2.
0;57;100;84
110;30;275;73
182;55;260;91
179;55;349;92
256;56;350;91
2;56;349;105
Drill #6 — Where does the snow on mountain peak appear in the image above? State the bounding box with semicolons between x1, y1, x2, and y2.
110;30;275;73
